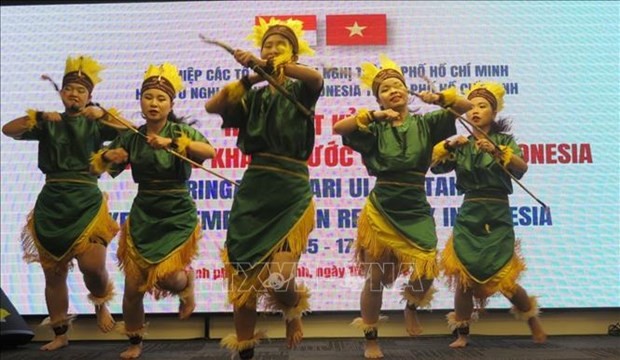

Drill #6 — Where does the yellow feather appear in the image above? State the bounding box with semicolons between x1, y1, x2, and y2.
359;62;380;89
224;80;246;104
465;82;505;112
359;53;402;89
432;141;451;165
498;145;514;167
143;63;184;95
90;148;111;175
272;45;293;69
173;130;192;155
65;55;104;85
379;54;401;74
25;109;39;130
350;315;389;332
220;331;266;351
247;17;314;56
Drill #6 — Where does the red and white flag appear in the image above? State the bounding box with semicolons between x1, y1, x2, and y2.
255;15;317;46
325;14;387;46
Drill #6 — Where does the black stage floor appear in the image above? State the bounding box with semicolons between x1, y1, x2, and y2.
2;335;619;360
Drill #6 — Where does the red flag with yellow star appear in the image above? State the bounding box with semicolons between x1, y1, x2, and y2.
325;14;387;45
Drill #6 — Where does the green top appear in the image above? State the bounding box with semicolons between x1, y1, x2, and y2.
343;109;456;251
222;79;320;160
20;112;118;173
17;112;120;259
343;109;457;176
433;132;524;283
432;132;523;194
221;79;321;271
107;121;208;182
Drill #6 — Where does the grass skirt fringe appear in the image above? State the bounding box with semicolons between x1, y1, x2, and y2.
222;201;315;309
21;193;118;273
117;219;200;299
354;201;438;283
441;234;526;307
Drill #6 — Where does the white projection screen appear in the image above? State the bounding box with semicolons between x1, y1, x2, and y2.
1;1;618;315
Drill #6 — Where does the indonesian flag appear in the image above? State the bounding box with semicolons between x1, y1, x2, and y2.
255;15;317;46
325;14;387;45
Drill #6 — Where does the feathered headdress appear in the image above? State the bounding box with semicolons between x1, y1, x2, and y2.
359;54;406;97
465;82;505;112
248;17;314;66
62;55;104;93
141;62;184;100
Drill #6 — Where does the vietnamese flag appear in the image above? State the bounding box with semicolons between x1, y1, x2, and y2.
326;14;387;45
255;15;317;46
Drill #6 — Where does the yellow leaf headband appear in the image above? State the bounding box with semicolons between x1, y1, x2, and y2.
359;54;406;97
141;62;184;100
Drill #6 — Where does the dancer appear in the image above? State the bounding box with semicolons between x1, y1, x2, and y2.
2;55;124;351
332;54;472;359
90;62;215;359
431;81;546;347
205;17;322;359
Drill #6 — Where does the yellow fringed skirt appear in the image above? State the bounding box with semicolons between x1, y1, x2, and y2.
440;195;526;304
441;235;526;301
22;188;118;272
221;200;315;309
116;187;201;299
355;198;439;283
117;219;201;299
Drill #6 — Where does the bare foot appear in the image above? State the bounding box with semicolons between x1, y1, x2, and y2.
449;334;468;348
364;339;384;359
528;317;547;343
178;270;195;320
120;343;143;359
286;317;303;349
40;334;68;351
404;307;423;336
95;304;115;333
178;293;195;320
